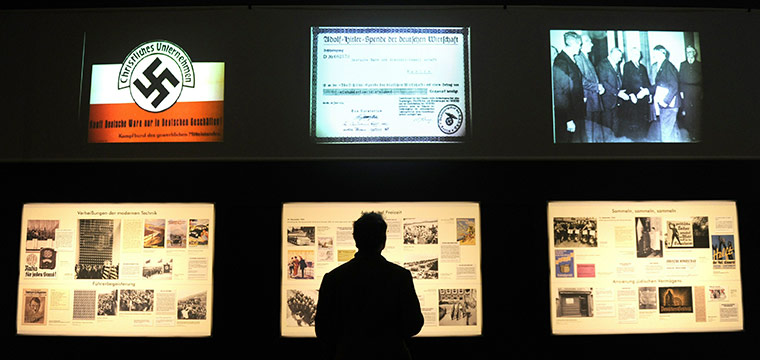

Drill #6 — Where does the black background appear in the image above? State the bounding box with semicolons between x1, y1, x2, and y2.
2;1;758;359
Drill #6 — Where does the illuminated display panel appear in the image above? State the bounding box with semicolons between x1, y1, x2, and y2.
548;201;742;334
310;27;472;143
281;202;482;337
17;203;214;337
551;30;702;143
88;39;225;143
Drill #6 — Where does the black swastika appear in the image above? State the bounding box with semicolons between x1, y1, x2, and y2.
133;57;180;108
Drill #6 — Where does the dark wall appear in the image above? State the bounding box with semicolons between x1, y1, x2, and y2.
1;5;759;160
2;4;758;359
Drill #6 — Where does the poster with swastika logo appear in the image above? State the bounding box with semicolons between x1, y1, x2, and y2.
88;40;224;143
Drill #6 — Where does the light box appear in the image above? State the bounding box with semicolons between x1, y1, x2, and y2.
548;201;742;334
17;203;214;337
310;27;472;143
281;202;482;337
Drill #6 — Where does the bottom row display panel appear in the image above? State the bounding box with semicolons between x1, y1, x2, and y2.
17;203;214;337
549;201;742;334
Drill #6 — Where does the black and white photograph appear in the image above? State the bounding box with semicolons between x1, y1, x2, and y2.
317;236;334;262
98;290;118;316
26;220;59;251
167;219;187;248
636;217;663;258
638;286;658;310
119;289;154;312
692;216;710;248
556;288;594;318
551;30;702;143
287;226;316;246
142;257;173;280
404;254;439;280
438;289;477;326
286;289;317;327
403;219;439;244
177;290;207;320
76;219;120;279
553;217;598;247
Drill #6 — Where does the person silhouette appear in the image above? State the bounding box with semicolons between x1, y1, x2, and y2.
316;212;424;360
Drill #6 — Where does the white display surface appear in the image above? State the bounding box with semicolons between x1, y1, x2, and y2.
281;202;482;337
548;201;742;334
310;27;472;143
17;203;214;337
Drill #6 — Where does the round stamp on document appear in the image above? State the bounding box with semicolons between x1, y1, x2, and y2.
437;104;463;135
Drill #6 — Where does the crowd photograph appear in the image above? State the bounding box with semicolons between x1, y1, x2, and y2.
177;291;207;320
119;289;155;312
552;30;702;143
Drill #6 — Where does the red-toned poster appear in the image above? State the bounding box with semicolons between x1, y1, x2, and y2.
88;40;224;143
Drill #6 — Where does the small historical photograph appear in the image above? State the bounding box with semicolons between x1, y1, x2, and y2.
119;289;155;312
551;30;702;143
638;286;658;310
76;219;120;279
659;286;693;313
23;289;47;325
142;257;173;280
636;217;663;258
692;216;710;248
98;290;118;316
556;288;594;318
143;219;165;248
403;219;438;245
456;218;476;245
26;220;59;252
404;254;439;280
318;236;334;262
438;288;477;326
287;226;316;246
189;219;209;246
177;290;207;320
166;219;187;248
286;289;318;327
553;217;597;247
287;250;315;279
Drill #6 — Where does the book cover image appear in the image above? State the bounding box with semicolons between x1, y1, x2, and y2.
555;250;574;278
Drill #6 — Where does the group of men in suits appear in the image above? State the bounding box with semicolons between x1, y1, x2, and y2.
553;31;702;143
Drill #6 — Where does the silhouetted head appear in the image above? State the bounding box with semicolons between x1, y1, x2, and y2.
353;212;387;253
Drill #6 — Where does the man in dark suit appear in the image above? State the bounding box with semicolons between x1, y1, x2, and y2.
316;212;424;360
596;48;626;139
553;31;585;143
650;44;682;142
575;34;604;142
621;47;651;141
678;45;702;141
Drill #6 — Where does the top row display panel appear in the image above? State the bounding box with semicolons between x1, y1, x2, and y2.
3;5;756;160
86;27;701;145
